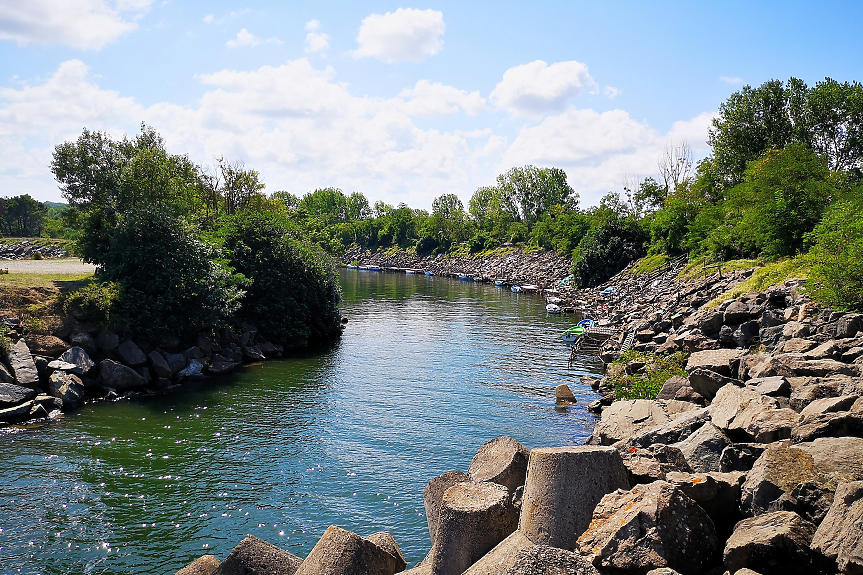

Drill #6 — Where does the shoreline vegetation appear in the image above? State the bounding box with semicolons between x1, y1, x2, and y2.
1;77;862;573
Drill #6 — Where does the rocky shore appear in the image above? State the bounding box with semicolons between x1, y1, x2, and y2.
168;256;861;575
0;318;295;427
0;239;69;260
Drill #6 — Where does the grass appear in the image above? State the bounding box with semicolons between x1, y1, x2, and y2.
608;349;689;400
706;255;812;309
676;256;761;282
0;272;94;289
629;254;669;276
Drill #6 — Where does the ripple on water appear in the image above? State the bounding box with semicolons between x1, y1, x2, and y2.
0;271;602;574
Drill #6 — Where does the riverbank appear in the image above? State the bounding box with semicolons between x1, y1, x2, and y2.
168;255;861;575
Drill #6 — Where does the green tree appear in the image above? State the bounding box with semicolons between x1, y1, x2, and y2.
0;195;49;236
806;194;863;310
495;165;577;228
572;216;648;288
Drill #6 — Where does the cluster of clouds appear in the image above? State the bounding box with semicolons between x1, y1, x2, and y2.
0;3;716;208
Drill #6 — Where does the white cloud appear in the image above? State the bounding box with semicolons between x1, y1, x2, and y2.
603;86;621;98
398;80;486;117
226;28;282;48
304;19;329;53
501;108;714;206
0;0;152;50
490;60;597;118
352;8;445;63
203;9;249;25
203;14;215;24
719;76;743;84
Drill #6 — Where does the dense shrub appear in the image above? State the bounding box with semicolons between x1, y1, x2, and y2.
608;350;689;400
806;197;863;311
572;217;648;288
218;211;342;348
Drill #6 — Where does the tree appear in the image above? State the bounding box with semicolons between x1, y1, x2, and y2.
806;194;863;311
796;78;863;174
495;165;577;227
572;216;648;288
0;195;48;236
658;140;694;195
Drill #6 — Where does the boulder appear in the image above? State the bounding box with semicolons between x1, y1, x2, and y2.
96;330;120;352
34;394;63;412
740;437;863;522
666;471;746;539
555;384;576;404
519;446;629;549
760;325;786;350
782;338;818;354
164;353;187;375
462;530;532;575
427;482;518;575
629;408;711;448
616;444;693;484
747;376;790;397
117;340;147;367
784;321;811;339
590;400;671;445
688;368;741;400
58;346;96;375
723;511;830;575
673;422;731;472
709;384;782;441
468;436;530;493
295;526;395;575
724;301;751;324
366;532;406;573
789;376;844;411
197;334;221;354
503;545;600;575
99;359;146;390
686;348;748;378
148;351;173;379
836;314;863;339
800;395;859;421
810;481;863;575
47;359;83;375
720;443;766;472
177;359;204;378
0;400;34;422
792;411;863;443
209;357;241;375
746;409;799;443
24;335;68;356
577;480;718;574
0;361;14;383
655;376;705;405
242;345;265;361
69;331;97;355
0;382;35;406
213;534;302;575
48;371;85;409
424;470;470;543
176;555;221;575
804;341;841;361
7;339;39;388
698;311;724;335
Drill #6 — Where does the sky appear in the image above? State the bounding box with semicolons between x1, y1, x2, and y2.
1;1;862;209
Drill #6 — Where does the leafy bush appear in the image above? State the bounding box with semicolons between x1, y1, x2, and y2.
97;205;246;340
218;210;342;348
607;350;689;400
572;216;648;288
806;197;863;311
63;281;123;326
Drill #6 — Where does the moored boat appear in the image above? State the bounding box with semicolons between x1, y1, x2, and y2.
546;303;561;314
562;326;585;342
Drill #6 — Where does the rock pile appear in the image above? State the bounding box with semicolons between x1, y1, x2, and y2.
0;240;68;260
343;247;573;289
0;320;287;426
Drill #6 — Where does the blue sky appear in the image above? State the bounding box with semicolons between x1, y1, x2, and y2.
2;1;862;209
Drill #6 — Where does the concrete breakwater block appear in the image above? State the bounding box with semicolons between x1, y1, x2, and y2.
294;525;396;575
463;530;532;575
366;532;407;573
175;554;221;575
427;481;519;575
212;534;302;575
423;470;470;542
518;446;630;549
468;436;530;493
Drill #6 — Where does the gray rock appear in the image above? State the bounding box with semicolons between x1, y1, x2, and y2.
577;480;718;575
183;346;205;360
48;371;85;409
746;408;799;443
782;338;819;354
213;534;302;575
34;394;63;412
836;314;863;339
7;339;39;388
760;325;786;349
258;341;282;355
99;359;146;390
723;511;830;575
740;437;863;521
58;346;96;375
117;340;147;367
686;348;748;378
208;357;240;375
175;554;220;575
655;376;706;405
784;321;811;339
555;383;576;404
698;311;724;335
810;481;863;575
0;400;34;422
724;301;751;324
69;331;97;355
148;351;172;379
688;368;741;400
709;384;782;442
503;545;600;575
196;335;221;355
800;395;859;421
96;331;119;352
47;359;83;375
242;345;265;361
163;353;187;375
295;526;395;575
616;443;693;484
0;382;36;406
666;471;746;539
0;361;14;383
673;422;731;472
720;443;766;472
792;411;863;443
591;399;672;446
468;436;529;493
747;376;791;397
629;408;711;448
177;359;204;378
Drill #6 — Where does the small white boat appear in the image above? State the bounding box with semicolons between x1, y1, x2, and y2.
346;264;359;269
358;265;369;271
405;269;416;274
511;285;523;293
425;271;434;276
546;303;562;314
495;280;505;286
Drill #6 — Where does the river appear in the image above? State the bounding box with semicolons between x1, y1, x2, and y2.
0;269;602;575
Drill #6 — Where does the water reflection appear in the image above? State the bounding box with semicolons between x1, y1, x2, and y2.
0;270;602;574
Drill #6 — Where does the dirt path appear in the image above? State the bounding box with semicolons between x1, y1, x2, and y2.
0;258;97;274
